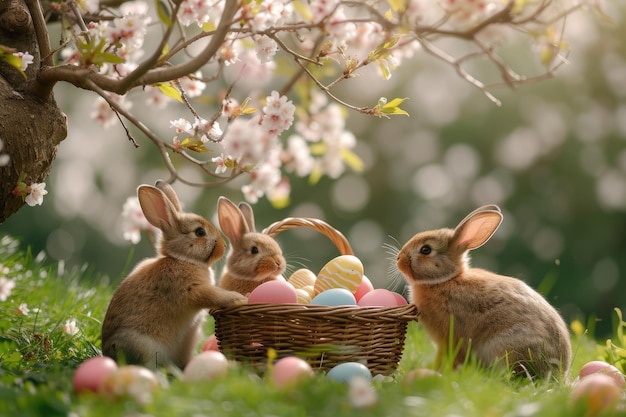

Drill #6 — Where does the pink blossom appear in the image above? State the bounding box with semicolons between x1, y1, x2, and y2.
254;36;278;63
13;52;34;71
120;196;158;244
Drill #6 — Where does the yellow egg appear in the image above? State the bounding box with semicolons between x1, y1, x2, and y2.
295;288;312;304
288;269;317;289
301;285;315;296
315;255;363;295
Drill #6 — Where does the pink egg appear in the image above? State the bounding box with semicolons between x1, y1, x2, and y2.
572;373;622;415
73;356;118;394
183;351;230;382
393;292;408;306
357;288;402;307
248;280;298;304
578;361;625;388
271;356;314;388
201;334;220;352
353;275;374;301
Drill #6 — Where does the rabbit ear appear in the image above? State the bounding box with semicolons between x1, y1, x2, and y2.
238;202;256;232
452;206;503;251
154;180;183;212
218;197;250;244
138;185;179;232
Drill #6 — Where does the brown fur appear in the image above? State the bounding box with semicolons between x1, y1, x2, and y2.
101;182;246;371
396;205;571;378
217;197;286;295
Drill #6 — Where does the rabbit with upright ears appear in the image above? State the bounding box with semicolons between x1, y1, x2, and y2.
101;181;246;371
396;205;571;379
217;196;286;296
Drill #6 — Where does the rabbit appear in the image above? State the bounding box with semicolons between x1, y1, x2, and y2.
217;196;286;296
396;205;571;379
101;181;247;371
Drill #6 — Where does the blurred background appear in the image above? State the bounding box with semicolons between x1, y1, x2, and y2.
2;3;625;338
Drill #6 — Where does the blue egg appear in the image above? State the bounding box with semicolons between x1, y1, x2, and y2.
310;288;357;306
326;362;372;383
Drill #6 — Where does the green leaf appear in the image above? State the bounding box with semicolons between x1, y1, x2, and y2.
341;149;363;173
157;82;183;103
155;0;172;27
387;0;406;13
293;1;313;22
179;137;209;153
308;166;323;185
1;53;26;78
380;97;409;117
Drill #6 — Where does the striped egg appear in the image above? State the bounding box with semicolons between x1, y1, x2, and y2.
314;255;363;295
301;285;315;296
295;288;313;304
288;269;317;289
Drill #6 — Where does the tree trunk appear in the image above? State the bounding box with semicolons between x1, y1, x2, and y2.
0;0;67;222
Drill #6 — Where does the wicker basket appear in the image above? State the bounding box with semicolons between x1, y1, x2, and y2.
211;217;419;376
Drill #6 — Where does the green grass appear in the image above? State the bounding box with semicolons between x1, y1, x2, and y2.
0;234;625;417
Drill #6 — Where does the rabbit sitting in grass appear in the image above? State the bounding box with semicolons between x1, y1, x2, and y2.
101;181;246;370
396;205;571;379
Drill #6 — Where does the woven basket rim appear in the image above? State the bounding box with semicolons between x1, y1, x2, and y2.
211;303;419;320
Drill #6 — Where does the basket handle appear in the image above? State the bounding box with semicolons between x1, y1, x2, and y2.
262;217;354;256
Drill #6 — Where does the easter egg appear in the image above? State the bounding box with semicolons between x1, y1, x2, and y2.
182;351;230;382
393;292;408;306
73;356;118;394
572;373;622;415
311;288;357;306
353;275;374;301
357;289;402;307
201;334;220;352
271;356;314;388
99;365;160;403
578;361;625;388
289;269;317;289
315;255;363;295
295;288;313;304
301;285;315;296
327;362;372;383
248;280;298;304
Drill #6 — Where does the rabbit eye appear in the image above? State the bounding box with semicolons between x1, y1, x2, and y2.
420;245;432;255
195;228;207;237
251;246;259;255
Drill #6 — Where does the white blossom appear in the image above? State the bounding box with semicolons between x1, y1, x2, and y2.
25;183;48;207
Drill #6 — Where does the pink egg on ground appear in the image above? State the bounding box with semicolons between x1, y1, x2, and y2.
248;280;298;304
73;356;118;394
571;373;623;415
357;288;402;307
271;356;314;388
201;334;220;352
183;351;230;382
578;361;625;388
353;275;374;301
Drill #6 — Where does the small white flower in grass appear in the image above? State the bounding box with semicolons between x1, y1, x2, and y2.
16;303;29;315
348;376;378;409
25;182;48;207
63;319;79;335
0;277;16;301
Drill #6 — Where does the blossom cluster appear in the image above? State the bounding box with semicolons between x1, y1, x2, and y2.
51;0;585;233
